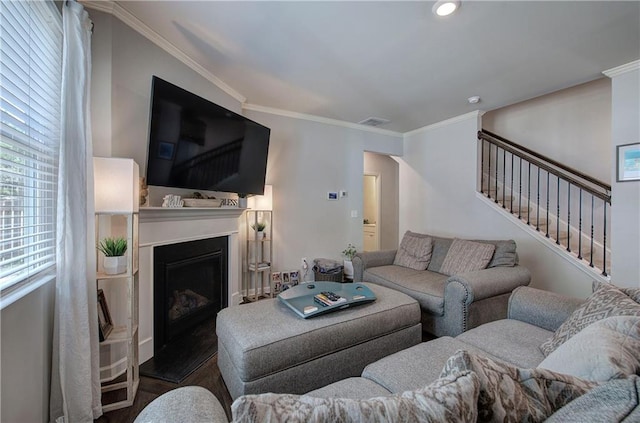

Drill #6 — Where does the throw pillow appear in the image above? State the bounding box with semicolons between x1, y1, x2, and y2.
538;316;640;382
440;350;597;423
539;282;640;356
439;239;496;276
231;370;479;423
393;231;433;270
484;239;517;268
545;375;640;423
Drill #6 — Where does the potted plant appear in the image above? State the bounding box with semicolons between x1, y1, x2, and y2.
342;243;357;280
251;221;267;239
98;237;128;275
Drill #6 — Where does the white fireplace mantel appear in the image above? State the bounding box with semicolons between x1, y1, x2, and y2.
138;206;244;363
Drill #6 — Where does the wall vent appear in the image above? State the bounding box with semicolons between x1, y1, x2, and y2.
358;117;391;127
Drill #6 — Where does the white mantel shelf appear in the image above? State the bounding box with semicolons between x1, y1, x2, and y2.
140;206;246;222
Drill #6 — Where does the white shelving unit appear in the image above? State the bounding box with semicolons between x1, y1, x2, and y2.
93;157;140;412
244;210;272;301
96;212;140;412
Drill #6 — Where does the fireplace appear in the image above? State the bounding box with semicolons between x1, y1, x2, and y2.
153;236;228;351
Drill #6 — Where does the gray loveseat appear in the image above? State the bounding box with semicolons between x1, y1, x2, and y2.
135;283;640;422
354;232;532;337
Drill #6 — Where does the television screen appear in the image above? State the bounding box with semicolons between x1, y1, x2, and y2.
146;76;270;196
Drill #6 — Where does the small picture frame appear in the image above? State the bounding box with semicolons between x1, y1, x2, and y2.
97;289;113;342
282;272;290;283
327;191;338;201
157;141;176;160
289;270;299;286
617;142;640;182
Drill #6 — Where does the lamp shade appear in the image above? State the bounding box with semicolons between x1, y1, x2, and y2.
94;157;140;213
248;184;272;211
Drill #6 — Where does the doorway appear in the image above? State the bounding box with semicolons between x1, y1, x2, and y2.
363;152;399;251
363;174;379;251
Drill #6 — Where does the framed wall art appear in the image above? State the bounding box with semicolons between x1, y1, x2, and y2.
617;142;640;182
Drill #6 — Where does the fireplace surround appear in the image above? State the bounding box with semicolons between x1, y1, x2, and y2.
138;207;243;363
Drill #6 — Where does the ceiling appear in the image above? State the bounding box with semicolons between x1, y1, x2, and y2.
115;1;640;133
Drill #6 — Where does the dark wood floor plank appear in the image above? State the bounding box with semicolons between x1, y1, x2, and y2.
95;353;232;423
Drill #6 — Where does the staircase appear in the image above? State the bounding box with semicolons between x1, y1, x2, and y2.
478;130;612;276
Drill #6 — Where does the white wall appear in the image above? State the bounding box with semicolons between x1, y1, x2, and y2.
610;66;640;287
89;8;402;285
0;282;55;422
399;112;599;298
242;110;401;279
483;78;612;183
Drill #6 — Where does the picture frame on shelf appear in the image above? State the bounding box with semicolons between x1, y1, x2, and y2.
616;142;640;182
97;289;114;342
289;270;299;286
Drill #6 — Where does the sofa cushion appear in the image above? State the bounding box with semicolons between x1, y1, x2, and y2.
545;375;640;423
231;370;480;423
426;236;454;273
440;350;597;423
393;231;433;270
306;377;392;399
456;319;551;369
362;337;496;393
540;282;640;356
439;239;495;276
538;316;640;382
363;265;448;315
483;239;518;268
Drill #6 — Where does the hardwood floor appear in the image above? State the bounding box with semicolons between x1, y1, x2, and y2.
95;331;435;422
95;353;233;422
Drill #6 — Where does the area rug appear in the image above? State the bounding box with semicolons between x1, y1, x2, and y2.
139;315;217;383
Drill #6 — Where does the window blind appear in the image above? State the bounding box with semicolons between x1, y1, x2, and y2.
0;0;62;299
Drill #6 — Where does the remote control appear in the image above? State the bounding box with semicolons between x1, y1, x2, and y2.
321;291;341;301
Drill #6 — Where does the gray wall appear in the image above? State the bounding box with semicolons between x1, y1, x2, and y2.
610;68;640;286
0;282;55;422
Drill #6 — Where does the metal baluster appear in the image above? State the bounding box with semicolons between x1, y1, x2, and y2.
577;189;583;260
566;182;571;252
487;143;492;198
536;167;540;231
527;162;531;225
481;139;485;194
510;153;514;213
518;157;522;219
502;149;506;208
556;176;561;245
589;196;594;268
495;145;499;204
602;201;608;276
545;171;550;238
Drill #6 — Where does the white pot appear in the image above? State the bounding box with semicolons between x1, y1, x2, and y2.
343;260;354;279
104;256;127;275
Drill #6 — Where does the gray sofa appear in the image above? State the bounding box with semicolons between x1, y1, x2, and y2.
354;233;532;337
135;284;640;422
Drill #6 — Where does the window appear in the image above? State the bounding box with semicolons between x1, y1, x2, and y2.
0;1;62;308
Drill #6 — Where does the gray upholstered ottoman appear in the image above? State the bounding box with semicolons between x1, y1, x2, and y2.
217;282;421;399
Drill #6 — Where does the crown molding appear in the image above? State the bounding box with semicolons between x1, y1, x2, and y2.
81;0;246;104
403;110;483;138
242;103;404;138
603;60;640;78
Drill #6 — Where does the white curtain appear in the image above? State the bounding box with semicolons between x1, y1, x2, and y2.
50;1;101;422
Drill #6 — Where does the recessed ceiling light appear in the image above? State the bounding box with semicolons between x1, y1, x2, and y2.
433;1;460;17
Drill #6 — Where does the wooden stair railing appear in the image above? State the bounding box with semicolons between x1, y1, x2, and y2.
478;129;612;276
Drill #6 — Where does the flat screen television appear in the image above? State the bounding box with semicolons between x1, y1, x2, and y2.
145;76;270;196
